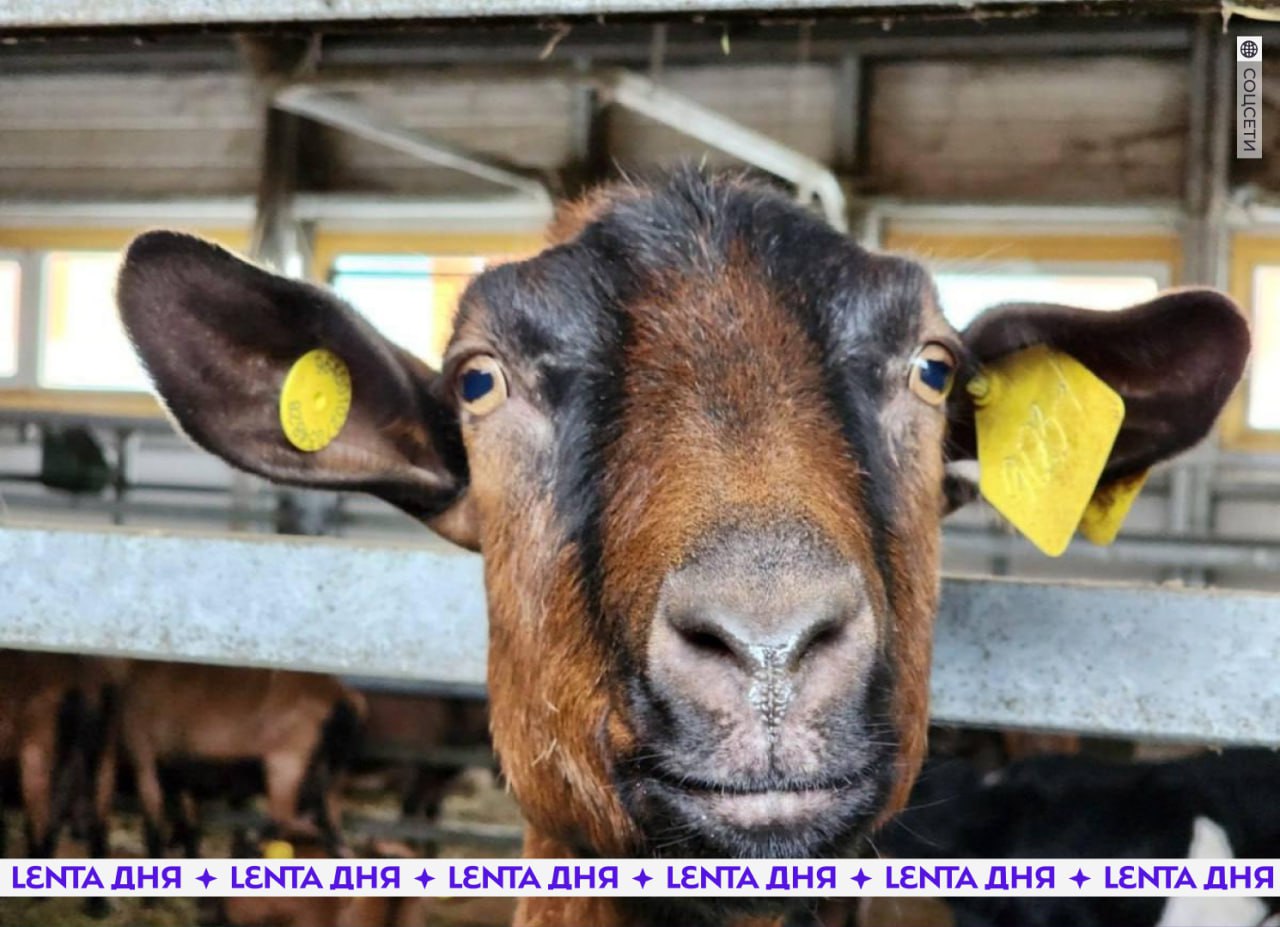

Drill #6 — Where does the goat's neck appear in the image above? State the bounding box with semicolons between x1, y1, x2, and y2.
513;829;786;927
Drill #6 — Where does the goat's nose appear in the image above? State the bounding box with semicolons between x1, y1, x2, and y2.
648;526;876;726
649;574;873;736
663;603;850;677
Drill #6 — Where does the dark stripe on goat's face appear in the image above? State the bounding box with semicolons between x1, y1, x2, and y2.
457;218;646;655
557;223;641;637
741;194;929;618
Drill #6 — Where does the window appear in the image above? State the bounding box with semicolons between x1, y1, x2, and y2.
329;254;488;369
0;227;249;412
933;272;1161;329
0;259;18;379
1233;254;1280;440
1247;265;1280;431
312;231;543;369
1224;236;1280;448
882;228;1175;330
40;251;149;391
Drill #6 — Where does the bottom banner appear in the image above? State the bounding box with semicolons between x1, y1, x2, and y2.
2;858;1278;900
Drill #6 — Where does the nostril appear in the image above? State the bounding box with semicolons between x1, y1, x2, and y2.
678;626;739;663
790;615;847;671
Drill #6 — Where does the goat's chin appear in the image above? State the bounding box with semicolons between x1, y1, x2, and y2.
620;775;878;860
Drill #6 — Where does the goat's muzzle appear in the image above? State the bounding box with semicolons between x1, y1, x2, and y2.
618;522;895;858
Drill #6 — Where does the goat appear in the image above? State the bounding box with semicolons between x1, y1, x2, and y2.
116;171;1250;927
358;692;490;823
116;660;365;857
0;650;117;859
879;749;1280;927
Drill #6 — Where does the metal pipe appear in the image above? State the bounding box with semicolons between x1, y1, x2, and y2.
0;197;256;226
275;84;551;206
0;496;277;524
0;25;1196;78
0;194;553;231
871;199;1184;231
5;524;1280;745
943;526;1280;573
0;1;1190;32
291;192;553;227
14;469;1280;557
0;195;1193;235
313;27;1194;69
593;69;848;231
833;54;862;175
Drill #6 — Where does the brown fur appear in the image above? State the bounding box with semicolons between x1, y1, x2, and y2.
360;692;489;819
596;264;885;755
0;651;119;857
118;661;365;854
878;289;953;818
1002;731;1082;760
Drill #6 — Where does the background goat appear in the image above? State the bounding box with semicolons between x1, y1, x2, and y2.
117;661;365;857
0;651;117;860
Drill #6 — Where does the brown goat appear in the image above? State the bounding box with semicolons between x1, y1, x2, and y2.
0;651;118;859
117;171;1250;927
359;692;490;822
117;661;365;857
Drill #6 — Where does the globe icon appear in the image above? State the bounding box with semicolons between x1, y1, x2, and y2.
1242;40;1259;59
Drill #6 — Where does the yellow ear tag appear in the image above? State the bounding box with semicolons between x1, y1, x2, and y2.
262;840;295;860
279;348;352;452
969;345;1125;557
1078;469;1148;546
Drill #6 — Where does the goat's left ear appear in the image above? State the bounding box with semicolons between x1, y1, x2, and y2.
943;288;1250;511
117;231;478;549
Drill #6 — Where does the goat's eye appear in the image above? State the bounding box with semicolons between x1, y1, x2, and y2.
908;343;957;406
456;355;508;416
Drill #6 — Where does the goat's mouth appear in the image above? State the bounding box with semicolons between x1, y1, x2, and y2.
655;771;851;825
625;768;877;858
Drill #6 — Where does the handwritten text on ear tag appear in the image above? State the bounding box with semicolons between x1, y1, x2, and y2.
969;345;1125;557
279;348;352;452
1079;469;1148;546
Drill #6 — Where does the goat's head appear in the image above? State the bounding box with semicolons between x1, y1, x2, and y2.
118;172;1248;864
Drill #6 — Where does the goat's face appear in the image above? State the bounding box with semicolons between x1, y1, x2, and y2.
451;178;950;858
118;172;1249;864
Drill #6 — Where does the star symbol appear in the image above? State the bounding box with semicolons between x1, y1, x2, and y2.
415;869;435;888
633;869;652;888
851;868;871;889
1070;869;1090;889
196;869;216;889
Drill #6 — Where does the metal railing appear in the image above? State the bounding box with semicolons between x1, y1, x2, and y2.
4;523;1280;745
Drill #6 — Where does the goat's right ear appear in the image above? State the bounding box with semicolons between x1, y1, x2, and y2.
117;231;478;549
940;288;1250;518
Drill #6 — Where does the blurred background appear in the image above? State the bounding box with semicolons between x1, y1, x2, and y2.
2;5;1279;588
0;2;1278;925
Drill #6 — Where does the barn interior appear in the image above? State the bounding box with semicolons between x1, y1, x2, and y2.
0;1;1279;925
